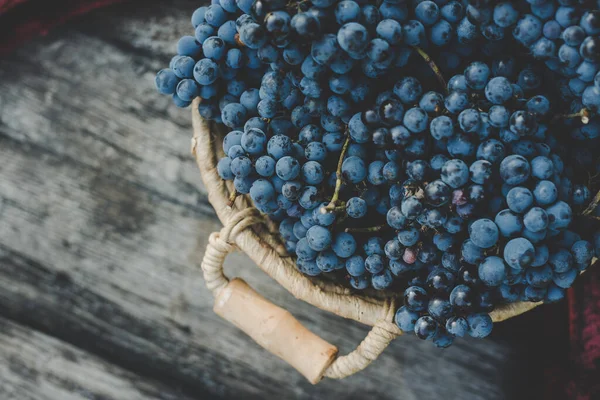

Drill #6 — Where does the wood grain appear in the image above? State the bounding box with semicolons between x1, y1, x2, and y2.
0;316;197;400
0;1;551;399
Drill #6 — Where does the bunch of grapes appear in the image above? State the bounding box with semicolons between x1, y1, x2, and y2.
155;0;599;348
461;1;600;139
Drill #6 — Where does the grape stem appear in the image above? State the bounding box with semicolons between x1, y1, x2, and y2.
582;189;600;216
322;134;351;212
227;190;239;208
556;108;591;124
411;46;448;95
345;224;387;233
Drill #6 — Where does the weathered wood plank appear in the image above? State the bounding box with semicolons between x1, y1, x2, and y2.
0;316;199;400
0;2;548;399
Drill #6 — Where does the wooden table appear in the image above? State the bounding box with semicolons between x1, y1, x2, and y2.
0;1;556;399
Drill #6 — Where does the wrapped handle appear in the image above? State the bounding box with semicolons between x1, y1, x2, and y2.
201;208;402;384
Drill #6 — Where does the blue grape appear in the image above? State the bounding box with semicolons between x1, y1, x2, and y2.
470;160;492;184
341;156;367;184
441;159;469;188
395;306;419;332
523;207;549;232
467;313;493;338
500;155;530;185
403;108;429;133
404;286;428;312
377;19;403;45
156;69;180;95
365;254;385;274
372;270;393;290
504;237;535;270
316;250;343;272
446;316;469;337
302;161;324;185
485;77;513;105
545;201;572;230
513;14;542;46
403;20;426;46
249;179;275;205
450;284;476;312
469;219;499;249
177;36;203;58
479;256;507;287
462;239;485;265
526;264;553;288
445;91;470;114
553;268;577;289
415;316;439;340
306;225;332;251
428;298;453;321
346;255;365;277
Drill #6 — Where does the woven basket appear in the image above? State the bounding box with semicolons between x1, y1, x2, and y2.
191;98;551;384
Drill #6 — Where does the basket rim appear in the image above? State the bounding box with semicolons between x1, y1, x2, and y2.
191;99;546;326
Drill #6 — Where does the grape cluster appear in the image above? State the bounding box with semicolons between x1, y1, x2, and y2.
462;1;600;138
156;0;599;348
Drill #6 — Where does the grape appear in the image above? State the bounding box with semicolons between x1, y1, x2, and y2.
403;20;427;46
395;306;419;332
526;264;553;288
513;14;542;46
478;256;507;287
445;90;470;113
155;69;180;95
376;19;403;45
427;269;456;294
316;250;343;272
485;77;513;104
469;219;499;249
545;201;572;230
504;237;535;270
523;207;549;232
415;316;439;340
306;225;332;251
291;13;321;40
404;286;429;312
428;298;453;320
553;268;578;289
465;62;491;90
446;316;469;337
450;284;476;312
431;116;454;139
467;313;493;338
342;156;367;183
345;255;365;277
441;159;469;188
571;240;594;266
470;160;492;184
500;155;531;185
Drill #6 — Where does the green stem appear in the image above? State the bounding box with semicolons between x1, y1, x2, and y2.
323;134;351;212
412;46;448;95
558;108;590;124
321;204;346;214
582;189;600;216
345;224;387;233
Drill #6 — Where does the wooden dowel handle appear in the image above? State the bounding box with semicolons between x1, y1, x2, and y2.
213;278;338;384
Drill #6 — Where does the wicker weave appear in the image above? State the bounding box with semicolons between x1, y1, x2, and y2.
190;98;547;381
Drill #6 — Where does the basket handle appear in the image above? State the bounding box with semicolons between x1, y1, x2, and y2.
201;208;402;384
